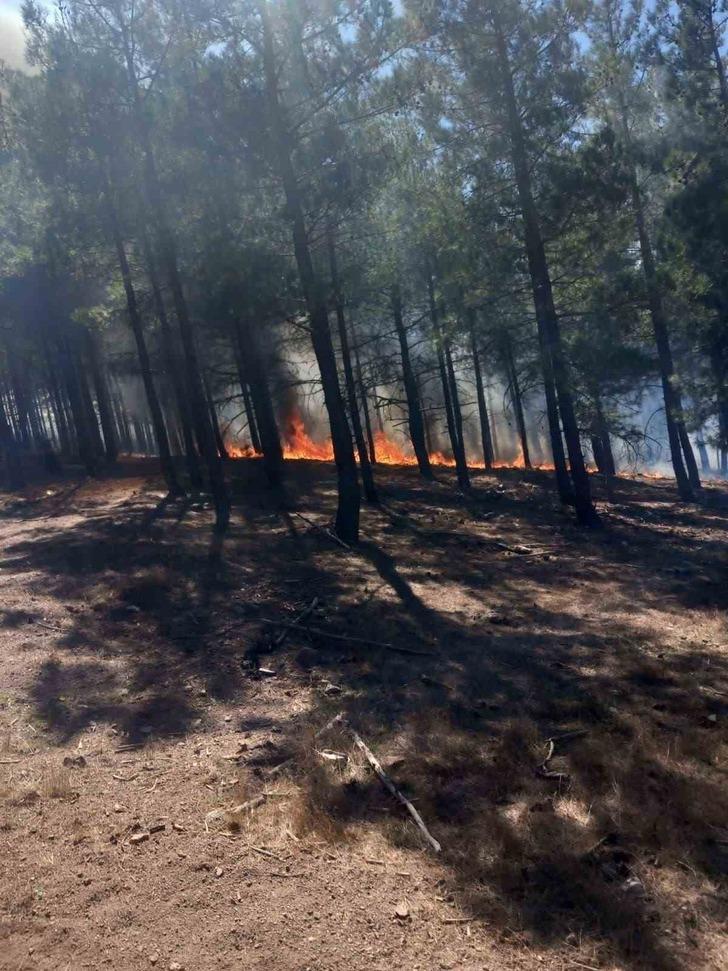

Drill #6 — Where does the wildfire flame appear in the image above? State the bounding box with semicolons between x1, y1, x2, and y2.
227;409;560;471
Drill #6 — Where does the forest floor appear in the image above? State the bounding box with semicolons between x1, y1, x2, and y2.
0;459;727;971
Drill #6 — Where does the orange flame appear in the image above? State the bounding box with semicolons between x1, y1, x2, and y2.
226;442;258;459
282;412;334;461
227;410;567;472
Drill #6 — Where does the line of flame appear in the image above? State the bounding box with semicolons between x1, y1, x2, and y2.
226;412;561;471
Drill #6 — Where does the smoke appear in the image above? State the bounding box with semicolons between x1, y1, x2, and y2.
0;2;30;73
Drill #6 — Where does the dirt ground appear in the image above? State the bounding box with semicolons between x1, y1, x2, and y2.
0;458;727;971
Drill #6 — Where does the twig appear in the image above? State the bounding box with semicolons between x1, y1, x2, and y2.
246;842;285;861
258;619;435;656
205;793;267;831
492;540;534;555
315;712;347;739
537;730;588;780
292;511;352;551
0;757;23;764
548;729;590;744
274;597;319;647
346;723;441;853
441;917;473;924
112;772;139;781
264;758;294;778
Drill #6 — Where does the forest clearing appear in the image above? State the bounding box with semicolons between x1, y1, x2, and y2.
2;0;728;967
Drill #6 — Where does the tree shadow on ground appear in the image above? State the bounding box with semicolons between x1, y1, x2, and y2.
3;458;727;969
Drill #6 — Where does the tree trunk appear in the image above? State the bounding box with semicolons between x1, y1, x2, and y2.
444;337;471;484
629;170;695;499
59;334;99;476
486;384;500;461
0;390;23;487
261;6;359;542
427;271;470;489
353;338;376;465
86;330;118;463
328;226;377;502
234;318;284;484
594;395;616;476
604;12;696;501
241;380;262;454
469;318;494;469
118;27;228;527
678;422;701;488
501;332;532;470
492;13;599;525
391;284;431;476
111;385;134;454
202;370;229;461
102;178;181;495
45;351;72;456
696;436;711;472
140;224;203;490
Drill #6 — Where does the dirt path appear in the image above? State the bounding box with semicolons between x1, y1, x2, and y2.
1;461;727;970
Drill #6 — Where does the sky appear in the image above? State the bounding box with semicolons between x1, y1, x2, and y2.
0;0;28;70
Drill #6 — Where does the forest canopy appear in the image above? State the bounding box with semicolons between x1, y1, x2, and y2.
1;0;727;539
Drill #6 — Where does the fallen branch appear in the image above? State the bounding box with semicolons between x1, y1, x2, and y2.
274;597;319;647
292;511;351;551
315;713;440;851
258;619;435;656
347;724;441;853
